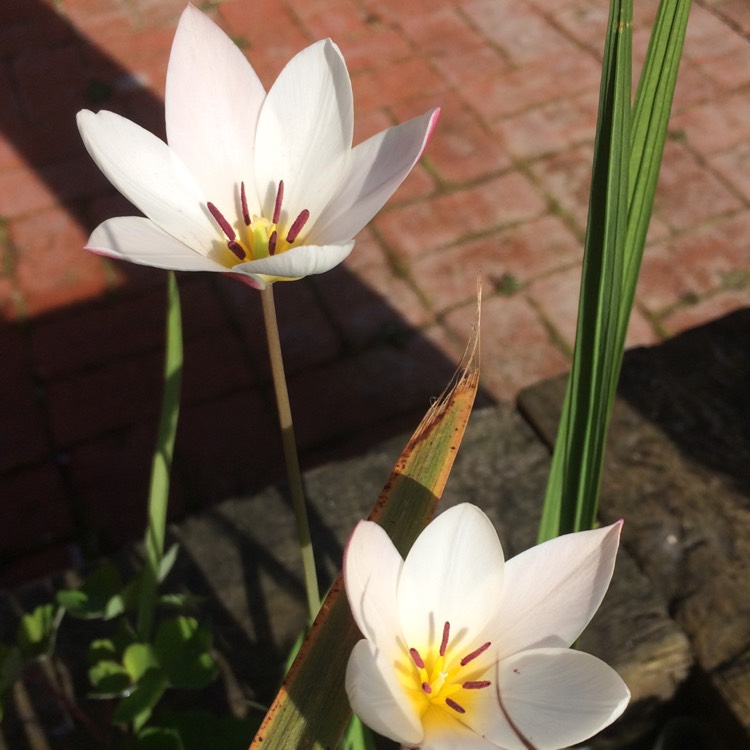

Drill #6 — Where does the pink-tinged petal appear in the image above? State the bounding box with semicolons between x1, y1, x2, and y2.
86;217;231;273
344;521;403;657
397;504;504;656
491;522;621;657
309;107;440;245
254;39;353;229
234;241;354;280
488;648;630;750
77;110;217;251
166;5;264;218
346;640;423;746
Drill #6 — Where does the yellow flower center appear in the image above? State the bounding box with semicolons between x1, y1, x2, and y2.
399;621;492;722
207;180;309;267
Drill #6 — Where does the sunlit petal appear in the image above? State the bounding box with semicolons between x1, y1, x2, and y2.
346;640;423;746
234;241;354;280
491;522;622;656
309;108;440;245
397;504;504;655
344;521;403;656
490;648;631;750
87;217;229;272
77;110;216;251
254;39;352;226
166;4;264;217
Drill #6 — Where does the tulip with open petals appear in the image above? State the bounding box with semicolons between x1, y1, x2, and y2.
344;503;630;749
77;4;439;289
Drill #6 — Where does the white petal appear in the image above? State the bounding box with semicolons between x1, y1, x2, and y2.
421;712;501;750
253;39;352;228
346;640;423;746
488;648;630;750
166;5;265;217
234;241;353;280
86;217;230;273
397;504;504;656
309;107;440;245
77;110;217;250
492;522;621;656
344;521;403;656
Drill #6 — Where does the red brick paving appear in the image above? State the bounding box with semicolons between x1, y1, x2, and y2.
0;0;749;587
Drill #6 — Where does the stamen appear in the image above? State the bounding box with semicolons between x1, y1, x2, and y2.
207;202;236;240
439;621;450;657
463;680;491;690
409;648;425;669
227;240;246;260
273;180;284;224
421;682;432;694
286;209;310;243
445;697;466;714
240;182;251;226
268;230;278;256
460;641;491;667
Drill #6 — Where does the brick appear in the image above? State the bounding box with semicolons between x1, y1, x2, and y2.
392;90;513;187
352;57;445;114
710;140;750;203
460;49;600;123
288;336;459;448
637;215;750;313
0;2;74;58
313;255;431;347
527;265;659;352
653;140;743;231
47;349;164;445
464;0;578;65
69;420;185;553
337;27;412;75
0;464;73;555
10;206;110;316
443;293;569;401
492;88;599;161
429;45;512;92
411;215;583;315
173;390;283;509
671;90;750;156
375;172;548;261
549;1;609;55
400;6;490;60
213;274;342;381
297;0;374;41
660;287;750;337
0;327;50;471
0;542;76;592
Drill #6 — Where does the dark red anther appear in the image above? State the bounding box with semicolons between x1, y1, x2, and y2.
421;681;432;694
268;230;278;256
460;641;491;667
445;698;466;714
273;180;284;224
463;680;491;690
439;621;450;657
240;182;251;226
207;202;236;240
409;648;425;669
227;240;246;260
286;209;310;243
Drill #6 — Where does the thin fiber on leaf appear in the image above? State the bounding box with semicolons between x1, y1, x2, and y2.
250;289;481;750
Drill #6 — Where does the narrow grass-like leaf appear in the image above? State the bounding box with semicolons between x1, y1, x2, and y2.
137;272;183;640
249;296;481;749
538;0;690;540
539;0;632;541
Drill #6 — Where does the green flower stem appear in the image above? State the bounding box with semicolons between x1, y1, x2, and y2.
137;272;183;641
260;284;320;622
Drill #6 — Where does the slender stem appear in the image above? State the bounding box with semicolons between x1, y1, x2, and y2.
137;272;183;640
260;284;320;620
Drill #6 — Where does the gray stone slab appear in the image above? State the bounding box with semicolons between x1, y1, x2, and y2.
518;309;750;742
